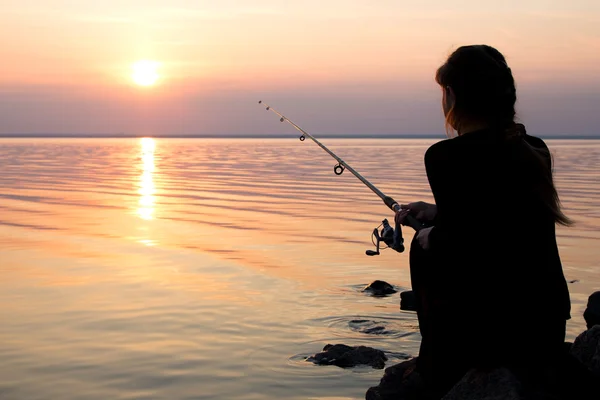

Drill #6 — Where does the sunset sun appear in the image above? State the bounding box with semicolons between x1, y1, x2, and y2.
131;60;160;86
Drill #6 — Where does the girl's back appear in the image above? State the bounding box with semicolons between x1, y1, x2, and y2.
424;127;570;363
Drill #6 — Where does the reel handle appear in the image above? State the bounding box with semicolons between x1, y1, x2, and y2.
366;228;382;256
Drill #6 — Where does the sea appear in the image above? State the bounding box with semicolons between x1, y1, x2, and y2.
0;138;599;400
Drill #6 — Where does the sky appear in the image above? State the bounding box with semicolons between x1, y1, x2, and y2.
1;0;599;137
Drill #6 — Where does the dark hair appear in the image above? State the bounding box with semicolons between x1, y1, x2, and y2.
436;45;572;226
436;45;517;133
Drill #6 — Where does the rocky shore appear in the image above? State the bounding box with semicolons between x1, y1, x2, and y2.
306;282;599;399
366;290;600;400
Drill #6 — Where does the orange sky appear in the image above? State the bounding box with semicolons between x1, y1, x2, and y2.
1;1;599;136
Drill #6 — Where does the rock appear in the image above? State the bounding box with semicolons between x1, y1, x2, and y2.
306;344;387;369
400;290;417;311
364;290;600;399
363;280;397;296
365;354;599;400
442;368;522;400
583;291;600;329
362;326;388;335
349;319;391;335
570;324;600;376
365;358;425;400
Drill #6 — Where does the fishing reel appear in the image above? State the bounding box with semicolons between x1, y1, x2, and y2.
366;218;405;256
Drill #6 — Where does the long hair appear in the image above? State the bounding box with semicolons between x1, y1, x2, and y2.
435;45;572;226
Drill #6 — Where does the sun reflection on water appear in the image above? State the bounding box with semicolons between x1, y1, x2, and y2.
138;138;156;220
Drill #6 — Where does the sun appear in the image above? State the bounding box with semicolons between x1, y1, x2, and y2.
131;60;160;86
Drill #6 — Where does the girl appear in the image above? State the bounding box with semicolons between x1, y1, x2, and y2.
396;45;573;398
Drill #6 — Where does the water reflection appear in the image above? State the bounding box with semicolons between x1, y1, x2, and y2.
138;138;156;220
0;139;598;400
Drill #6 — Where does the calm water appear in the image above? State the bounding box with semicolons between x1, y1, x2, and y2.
0;138;599;400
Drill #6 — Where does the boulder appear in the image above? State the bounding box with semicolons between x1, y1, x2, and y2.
365;358;424;400
441;368;522;400
365;350;600;400
363;280;397;296
570;324;600;376
307;344;387;369
583;291;600;330
363;290;600;399
366;359;523;400
400;290;417;311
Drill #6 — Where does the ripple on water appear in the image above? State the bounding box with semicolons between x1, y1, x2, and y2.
0;138;598;400
309;314;420;340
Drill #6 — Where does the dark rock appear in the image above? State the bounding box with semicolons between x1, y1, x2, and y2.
400;290;417;311
349;319;391;335
306;343;387;369
441;360;600;400
365;291;600;399
583;291;600;329
363;280;397;296
570;324;600;376
365;358;425;400
442;368;522;400
366;353;600;400
362;326;387;335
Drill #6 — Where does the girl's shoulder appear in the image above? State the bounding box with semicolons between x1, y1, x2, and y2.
424;136;460;166
523;134;549;151
425;130;551;163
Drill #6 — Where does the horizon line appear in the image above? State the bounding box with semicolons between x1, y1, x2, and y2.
1;133;600;140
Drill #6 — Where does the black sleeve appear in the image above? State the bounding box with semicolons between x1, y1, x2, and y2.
423;141;457;250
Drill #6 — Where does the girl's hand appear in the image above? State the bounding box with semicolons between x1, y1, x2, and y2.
394;208;411;226
394;209;435;249
400;201;437;223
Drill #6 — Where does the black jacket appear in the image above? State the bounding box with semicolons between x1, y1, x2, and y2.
423;128;571;344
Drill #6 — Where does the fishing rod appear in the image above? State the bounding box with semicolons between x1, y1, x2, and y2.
258;100;424;256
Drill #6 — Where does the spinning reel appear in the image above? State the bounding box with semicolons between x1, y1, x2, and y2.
366;218;405;256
